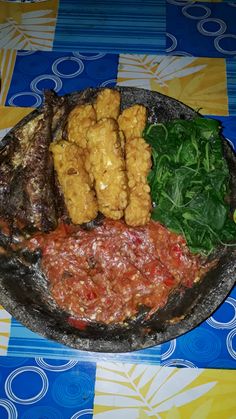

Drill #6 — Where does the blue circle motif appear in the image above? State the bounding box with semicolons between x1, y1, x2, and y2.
161;358;196;368
161;339;176;360
214;34;236;55
197;18;227;37
71;409;94;419
5;366;49;405
73;52;106;61
178;329;222;362
100;79;117;87
166;33;178;53
226;328;236;360
206;297;236;330
35;358;78;372
182;4;211;20
17;51;36;57
0;399;18;419
30;74;63;94
8;92;42;108
52;57;84;79
52;371;94;408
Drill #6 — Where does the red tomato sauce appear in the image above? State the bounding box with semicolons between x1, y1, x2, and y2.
26;219;206;324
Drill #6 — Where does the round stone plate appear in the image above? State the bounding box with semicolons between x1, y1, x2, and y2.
0;87;235;352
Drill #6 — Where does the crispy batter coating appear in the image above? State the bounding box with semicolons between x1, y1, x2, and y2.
95;88;121;120
125;137;152;226
50;141;98;224
118;104;147;141
67;104;96;149
87;118;128;220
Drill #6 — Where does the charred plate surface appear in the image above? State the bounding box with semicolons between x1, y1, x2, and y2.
0;87;235;353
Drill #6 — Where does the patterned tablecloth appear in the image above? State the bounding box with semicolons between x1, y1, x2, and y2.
0;1;236;418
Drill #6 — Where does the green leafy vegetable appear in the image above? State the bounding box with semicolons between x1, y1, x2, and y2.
144;118;236;255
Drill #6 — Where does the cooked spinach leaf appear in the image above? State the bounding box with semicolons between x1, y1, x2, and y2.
144;118;236;255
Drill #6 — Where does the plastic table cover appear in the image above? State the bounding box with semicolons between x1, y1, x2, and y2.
0;1;236;418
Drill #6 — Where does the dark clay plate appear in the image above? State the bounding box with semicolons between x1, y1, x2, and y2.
0;87;236;353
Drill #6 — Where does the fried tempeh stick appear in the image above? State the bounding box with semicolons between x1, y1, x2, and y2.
50;141;98;224
67;104;97;149
94;88;121;120
87;118;128;220
125;137;152;226
118;104;147;141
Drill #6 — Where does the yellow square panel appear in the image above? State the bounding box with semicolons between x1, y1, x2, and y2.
0;0;58;51
94;362;236;419
0;49;17;105
0;105;32;139
117;55;228;116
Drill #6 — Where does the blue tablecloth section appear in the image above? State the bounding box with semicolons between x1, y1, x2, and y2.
0;357;95;419
167;1;236;58
53;0;166;54
6;50;119;108
161;287;236;369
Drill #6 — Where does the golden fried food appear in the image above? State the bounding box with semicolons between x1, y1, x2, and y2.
94;88;121;120
118;104;147;140
87;118;128;220
50;141;98;224
125;137;152;226
67;104;97;149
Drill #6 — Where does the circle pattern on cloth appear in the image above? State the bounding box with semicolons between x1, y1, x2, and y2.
35;358;79;372
8;92;42;107
100;78;117;87
52;371;94;408
52;57;84;78
168;50;193;56
161;359;196;368
214;34;236;55
71;409;94;419
0;399;18;419
73;52;106;60
17;51;36;56
182;4;211;20
206;297;236;329
226;328;236;360
30;74;63;94
197;18;227;37
161;339;177;360
178;329;222;362
166;32;178;52
5;366;49;405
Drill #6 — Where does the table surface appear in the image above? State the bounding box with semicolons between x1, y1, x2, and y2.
0;1;236;418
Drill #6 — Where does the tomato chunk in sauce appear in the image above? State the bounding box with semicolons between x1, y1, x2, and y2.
26;219;206;324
